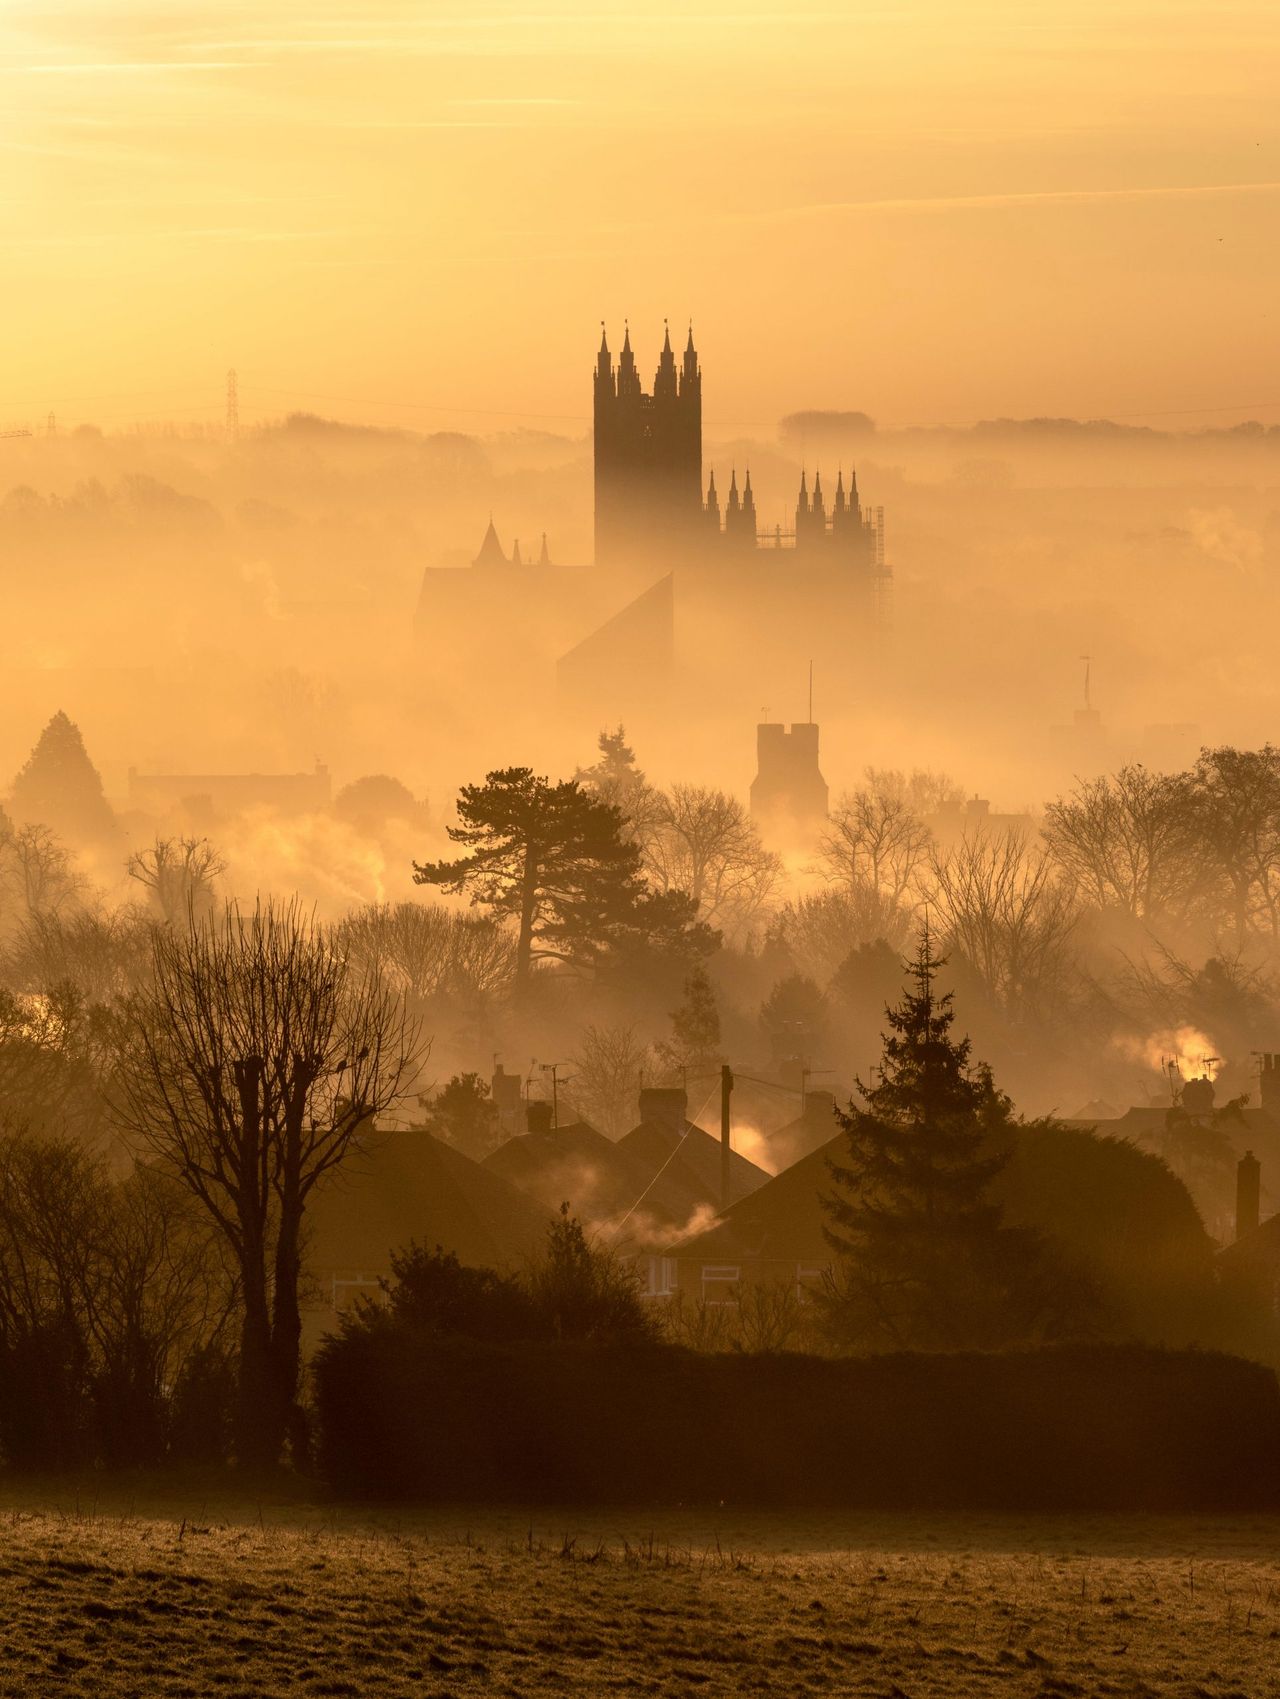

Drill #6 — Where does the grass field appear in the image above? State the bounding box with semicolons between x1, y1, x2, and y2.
1;1480;1278;1696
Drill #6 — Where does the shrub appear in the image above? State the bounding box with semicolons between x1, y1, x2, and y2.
314;1337;1280;1511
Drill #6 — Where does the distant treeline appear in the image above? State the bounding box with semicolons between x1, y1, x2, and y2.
315;1336;1280;1512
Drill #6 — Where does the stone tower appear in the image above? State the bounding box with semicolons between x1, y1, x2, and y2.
594;322;702;567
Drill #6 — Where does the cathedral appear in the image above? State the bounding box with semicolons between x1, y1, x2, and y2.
592;320;885;574
415;323;891;723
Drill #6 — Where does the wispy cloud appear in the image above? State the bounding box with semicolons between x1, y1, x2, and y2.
14;61;266;74
780;180;1280;218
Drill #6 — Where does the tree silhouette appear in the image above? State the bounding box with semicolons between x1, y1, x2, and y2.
9;711;115;845
657;967;722;1079
115;898;419;1469
822;929;1071;1351
126;836;224;926
413;767;705;984
424;1072;500;1159
576;726;646;797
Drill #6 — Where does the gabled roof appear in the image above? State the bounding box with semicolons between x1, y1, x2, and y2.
484;1122;676;1236
619;1119;770;1213
1217;1211;1280;1270
306;1128;546;1274
672;1133;836;1264
671;1120;1216;1290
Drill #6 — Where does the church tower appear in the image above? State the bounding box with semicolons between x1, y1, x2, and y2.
593;321;703;567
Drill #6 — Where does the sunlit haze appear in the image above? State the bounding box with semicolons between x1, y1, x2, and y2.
3;0;1278;432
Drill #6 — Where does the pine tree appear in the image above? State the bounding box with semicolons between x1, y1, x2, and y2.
9;711;115;845
657;966;722;1079
576;725;645;797
425;1071;501;1159
413;766;711;985
821;929;1066;1351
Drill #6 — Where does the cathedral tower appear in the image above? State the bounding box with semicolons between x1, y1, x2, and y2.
594;321;703;567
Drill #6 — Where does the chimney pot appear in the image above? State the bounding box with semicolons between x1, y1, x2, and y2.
1237;1149;1261;1242
638;1086;688;1138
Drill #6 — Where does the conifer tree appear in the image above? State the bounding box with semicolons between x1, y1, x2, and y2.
413;767;712;985
577;725;646;798
657;966;722;1079
822;928;1071;1351
9;711;115;845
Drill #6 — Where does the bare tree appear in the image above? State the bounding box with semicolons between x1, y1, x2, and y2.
929;830;1078;1019
1042;765;1205;922
114;897;421;1468
0;822;85;932
0;1127;233;1466
568;1023;656;1137
6;906;154;1003
334;901;516;1006
643;785;782;939
775;885;912;984
818;773;935;908
1189;746;1280;944
127;836;225;926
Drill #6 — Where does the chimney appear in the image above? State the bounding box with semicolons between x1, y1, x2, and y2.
1259;1053;1280;1112
638;1087;687;1139
491;1064;523;1138
526;1100;554;1136
803;1089;836;1126
1237;1150;1261;1242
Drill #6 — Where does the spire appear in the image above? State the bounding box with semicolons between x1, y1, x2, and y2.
655;316;677;397
705;467;720;529
616;317;639;398
595;320;614;395
473;518;508;568
795;470;810;540
681;319;699;390
510;537;522;566
726;468;741;517
538;531;551;567
743;467;756;524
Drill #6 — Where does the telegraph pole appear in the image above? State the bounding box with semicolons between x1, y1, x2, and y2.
539;1061;572;1129
720;1062;734;1213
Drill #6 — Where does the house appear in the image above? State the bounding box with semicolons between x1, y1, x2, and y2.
304;1125;548;1332
756;1089;841;1171
617;1087;770;1217
1217;1150;1280;1312
483;1101;688;1246
1058;1069;1280;1243
484;1088;771;1252
648;1120;1220;1344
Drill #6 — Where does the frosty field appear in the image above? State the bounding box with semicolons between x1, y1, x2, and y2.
0;1483;1277;1697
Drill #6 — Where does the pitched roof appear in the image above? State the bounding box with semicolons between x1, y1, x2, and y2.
484;1122;674;1235
1217;1211;1280;1270
619;1118;770;1214
307;1127;546;1275
672;1121;1215;1292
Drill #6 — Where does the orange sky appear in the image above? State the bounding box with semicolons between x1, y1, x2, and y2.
2;0;1277;435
